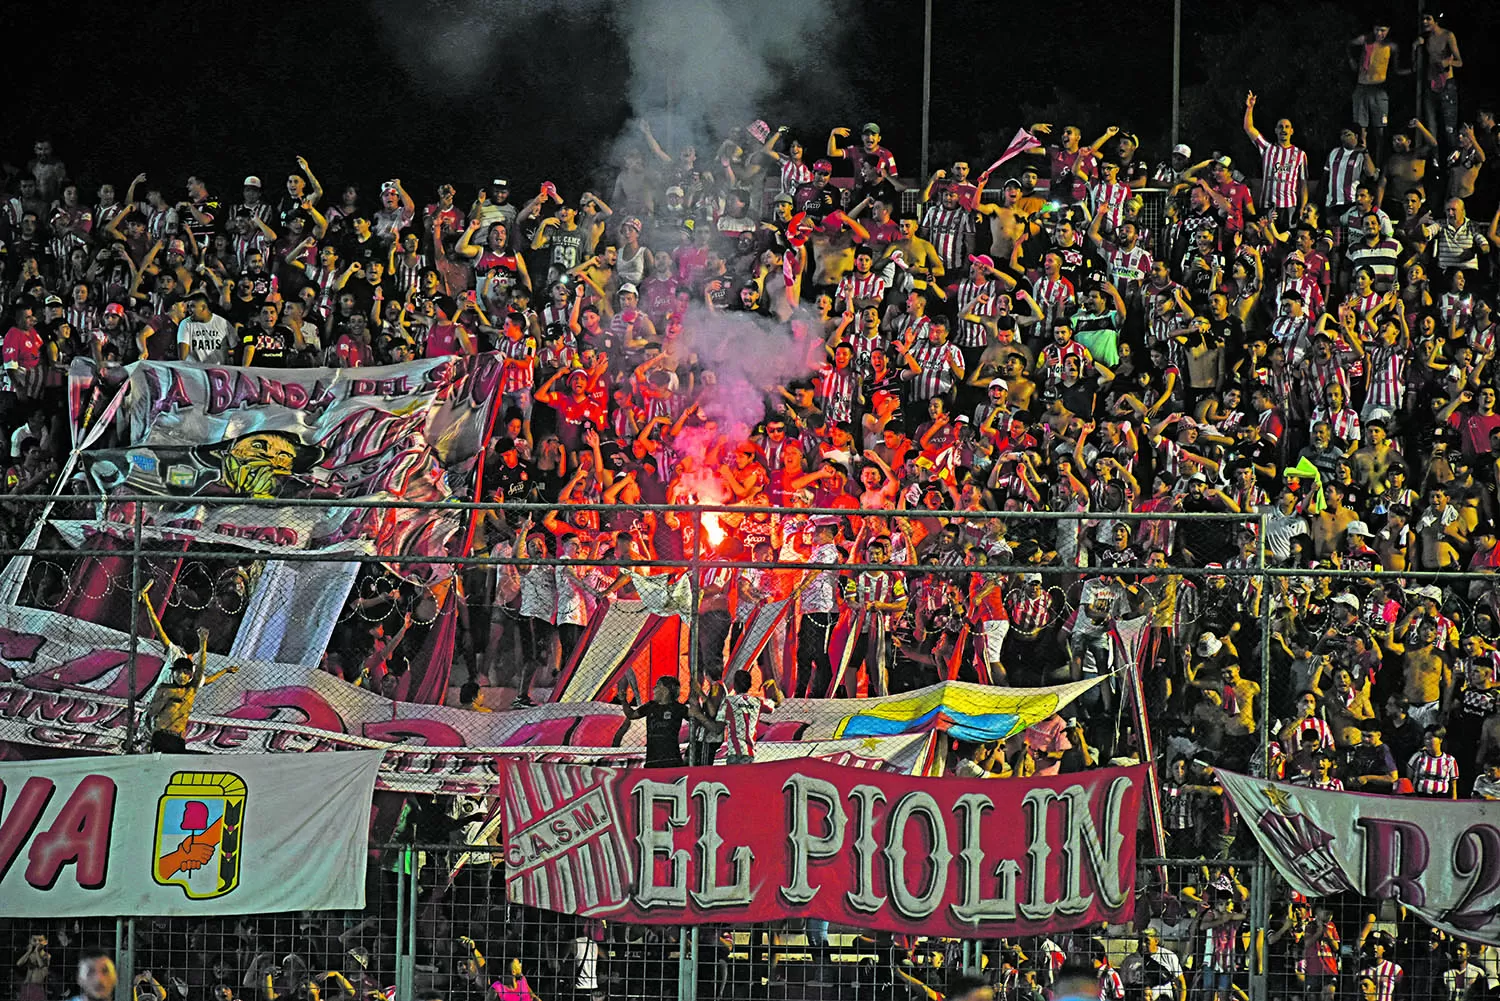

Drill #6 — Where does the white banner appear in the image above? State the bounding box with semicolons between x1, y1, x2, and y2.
1219;770;1500;945
0;751;381;917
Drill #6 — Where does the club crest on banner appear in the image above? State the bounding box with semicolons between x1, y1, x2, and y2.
152;770;247;900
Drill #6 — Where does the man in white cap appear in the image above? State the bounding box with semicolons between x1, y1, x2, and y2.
1343;521;1382;571
1155;143;1194;192
230;174;272;225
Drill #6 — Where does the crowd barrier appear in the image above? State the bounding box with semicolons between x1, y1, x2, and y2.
4;497;1497;1000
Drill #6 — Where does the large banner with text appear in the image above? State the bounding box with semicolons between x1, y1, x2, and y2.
0;751;382;917
1220;771;1500;945
501;758;1147;936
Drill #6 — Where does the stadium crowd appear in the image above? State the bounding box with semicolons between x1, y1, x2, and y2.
6;9;1500;1001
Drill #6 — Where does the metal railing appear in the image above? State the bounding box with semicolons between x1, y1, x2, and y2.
5;494;1498;1000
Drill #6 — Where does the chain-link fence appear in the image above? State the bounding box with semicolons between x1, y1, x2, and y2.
7;496;1500;1000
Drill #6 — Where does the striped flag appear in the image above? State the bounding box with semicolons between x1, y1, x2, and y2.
982;128;1044;176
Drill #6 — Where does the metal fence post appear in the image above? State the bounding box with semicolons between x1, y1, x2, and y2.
678;516;703;1000
1248;512;1271;1001
127;499;144;751
115;918;135;1001
395;847;415;1001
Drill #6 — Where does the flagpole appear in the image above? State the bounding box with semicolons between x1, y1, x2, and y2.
1171;0;1182;150
920;0;932;182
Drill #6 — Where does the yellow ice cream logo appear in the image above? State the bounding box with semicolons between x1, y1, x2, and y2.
152;771;246;899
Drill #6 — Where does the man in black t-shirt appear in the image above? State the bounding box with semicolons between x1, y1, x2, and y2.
240;302;292;367
619;676;712;768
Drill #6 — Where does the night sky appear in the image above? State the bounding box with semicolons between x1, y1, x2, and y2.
6;0;1497;203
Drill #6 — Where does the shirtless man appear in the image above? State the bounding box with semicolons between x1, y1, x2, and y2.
974;178;1028;270
880;215;945;291
808;211;870;290
1414;11;1463;151
1378;120;1435;210
1381;621;1452;728
1349;21;1399;162
1352;421;1400;494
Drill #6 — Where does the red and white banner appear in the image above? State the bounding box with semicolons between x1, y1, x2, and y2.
0;751;381;917
502;758;1148;936
1220;771;1500;945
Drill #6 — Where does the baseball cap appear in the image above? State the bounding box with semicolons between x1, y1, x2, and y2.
772;193;795;205
665;185;685;198
43;294;63;306
1022;572;1043;584
242;175;262;188
968;253;995;269
618;283;638;296
1285;251;1306;264
1002;177;1022;190
1215;155;1233;168
1330;593;1361;611
861;122;881;134
1345;520;1374;537
989;378;1006;389
813;159;834;173
103;303;126;317
168;238;187;254
1197;632;1223;657
491;177;509;188
1172;143;1192;157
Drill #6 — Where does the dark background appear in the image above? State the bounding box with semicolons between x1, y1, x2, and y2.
5;0;1497;202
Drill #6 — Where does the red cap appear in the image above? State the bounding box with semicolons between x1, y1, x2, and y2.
104;303;126;317
968;254;995;269
812;159;834;173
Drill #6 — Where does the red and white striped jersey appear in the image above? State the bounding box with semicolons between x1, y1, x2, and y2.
836;270;888;311
1304;355;1349;404
1312;406;1361;442
1270;314;1311;360
715;691;774;760
920;204;975;270
954;278;1002;348
779;158;813;196
1408;749;1458;795
1040;339;1089;391
1285;715;1335;750
1251;135;1309;209
1324;146;1367;206
817;364;857;425
907;338;965;400
1090;181;1131;231
1364;343;1406;409
231;232;270;273
1275;274;1324;317
1105;245;1153;296
496;335;537;393
1361;961;1403;1001
1032;276;1076;333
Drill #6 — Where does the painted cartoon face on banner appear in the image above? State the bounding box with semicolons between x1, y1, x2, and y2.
152;770;246;900
198;431;325;499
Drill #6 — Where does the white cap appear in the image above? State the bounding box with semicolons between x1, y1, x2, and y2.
1197;632;1222;657
243;175;262;188
1345;520;1374;537
1330;593;1360;611
618;283;639;296
1172;143;1192;158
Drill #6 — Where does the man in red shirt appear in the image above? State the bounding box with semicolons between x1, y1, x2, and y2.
827;122;897;178
3;303;46;406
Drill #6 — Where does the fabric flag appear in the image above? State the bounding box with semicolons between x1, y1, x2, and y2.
1218;771;1500;946
723;593;799;680
981;128;1045;177
624;570;693;617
